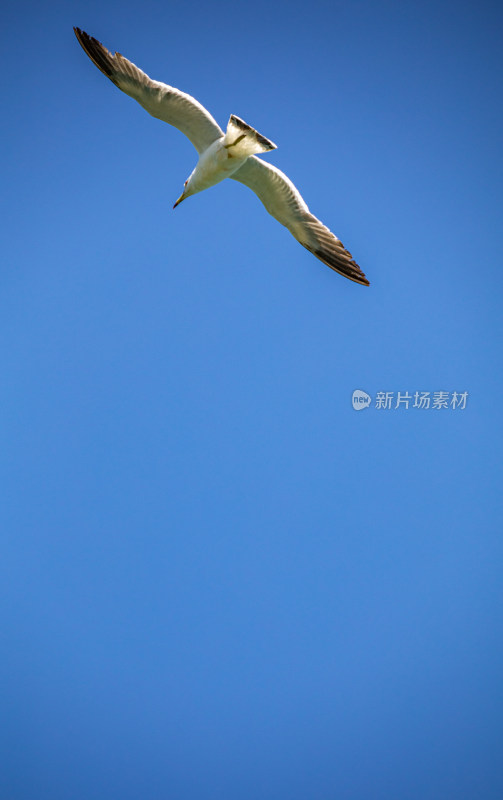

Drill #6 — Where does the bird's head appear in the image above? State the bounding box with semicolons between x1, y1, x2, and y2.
173;177;194;209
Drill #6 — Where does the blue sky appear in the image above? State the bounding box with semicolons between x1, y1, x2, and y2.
2;1;502;798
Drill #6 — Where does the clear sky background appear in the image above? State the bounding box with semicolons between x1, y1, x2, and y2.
2;1;502;798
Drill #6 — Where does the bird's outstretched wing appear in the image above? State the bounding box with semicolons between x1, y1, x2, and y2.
231;156;369;285
74;28;223;154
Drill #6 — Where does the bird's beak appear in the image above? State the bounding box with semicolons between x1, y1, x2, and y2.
173;193;186;209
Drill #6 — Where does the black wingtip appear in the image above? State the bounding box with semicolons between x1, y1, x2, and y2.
73;27;118;83
306;245;370;286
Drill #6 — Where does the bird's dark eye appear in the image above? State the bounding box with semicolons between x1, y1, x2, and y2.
184;180;188;186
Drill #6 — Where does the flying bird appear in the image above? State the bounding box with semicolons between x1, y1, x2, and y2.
74;28;369;286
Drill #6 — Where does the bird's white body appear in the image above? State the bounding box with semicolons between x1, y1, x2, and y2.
181;113;277;202
185;139;247;197
74;27;369;285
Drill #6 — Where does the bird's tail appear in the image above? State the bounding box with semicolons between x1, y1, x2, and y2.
223;115;277;157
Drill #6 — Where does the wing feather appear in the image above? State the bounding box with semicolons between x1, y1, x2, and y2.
231;156;369;285
74;28;223;153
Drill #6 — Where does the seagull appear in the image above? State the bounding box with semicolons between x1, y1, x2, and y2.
74;28;369;286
